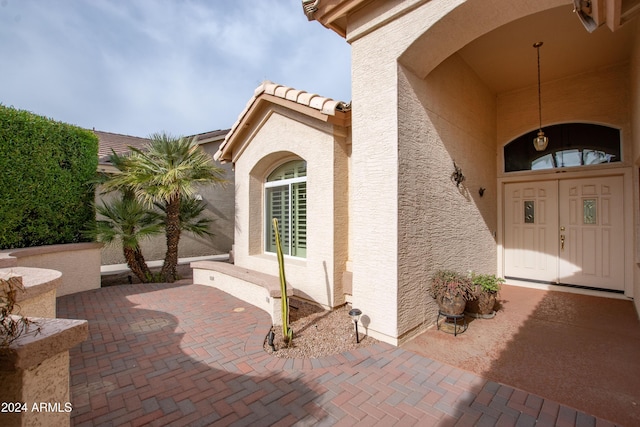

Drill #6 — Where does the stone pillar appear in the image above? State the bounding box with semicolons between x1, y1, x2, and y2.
0;317;88;427
2;268;62;319
0;268;88;427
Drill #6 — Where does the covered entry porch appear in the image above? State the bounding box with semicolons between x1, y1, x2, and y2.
403;282;640;426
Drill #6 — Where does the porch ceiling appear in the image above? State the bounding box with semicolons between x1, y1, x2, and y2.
457;4;636;94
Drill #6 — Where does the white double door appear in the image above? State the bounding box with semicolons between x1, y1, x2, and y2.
504;176;624;291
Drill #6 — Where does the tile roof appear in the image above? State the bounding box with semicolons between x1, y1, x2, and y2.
94;130;150;162
190;129;229;142
215;81;350;162
95;129;229;164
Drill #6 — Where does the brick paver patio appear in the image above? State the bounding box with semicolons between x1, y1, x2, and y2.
57;283;619;426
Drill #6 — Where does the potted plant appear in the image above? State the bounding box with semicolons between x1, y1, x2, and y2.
466;273;505;318
428;270;474;316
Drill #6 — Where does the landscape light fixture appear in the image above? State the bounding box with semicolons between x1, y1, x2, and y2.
267;330;275;351
348;308;362;344
533;41;549;152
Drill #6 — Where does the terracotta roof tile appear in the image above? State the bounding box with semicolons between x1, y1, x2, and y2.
94;130;150;162
216;81;350;162
190;129;229;141
95;129;229;164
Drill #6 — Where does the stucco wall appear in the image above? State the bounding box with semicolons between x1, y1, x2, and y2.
349;0;538;344
497;63;632;159
99;141;235;265
350;25;400;343
233;105;349;309
1;243;102;297
397;53;498;340
347;0;638;343
631;22;640;316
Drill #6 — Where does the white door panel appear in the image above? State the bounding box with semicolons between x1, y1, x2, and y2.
504;181;558;282
504;176;625;291
558;177;625;290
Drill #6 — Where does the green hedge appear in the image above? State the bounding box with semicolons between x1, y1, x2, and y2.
0;105;98;249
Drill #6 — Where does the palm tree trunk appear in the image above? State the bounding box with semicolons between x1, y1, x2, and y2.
161;196;181;282
133;247;153;282
124;246;151;283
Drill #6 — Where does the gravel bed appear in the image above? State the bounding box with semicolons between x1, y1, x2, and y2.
264;298;378;359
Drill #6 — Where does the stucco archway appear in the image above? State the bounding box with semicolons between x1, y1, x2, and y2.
342;0;639;344
393;0;637;323
398;0;567;80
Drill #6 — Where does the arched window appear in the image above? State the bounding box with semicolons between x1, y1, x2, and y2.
504;123;621;172
265;160;307;257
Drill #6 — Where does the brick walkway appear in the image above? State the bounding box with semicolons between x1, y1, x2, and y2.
57;283;619;426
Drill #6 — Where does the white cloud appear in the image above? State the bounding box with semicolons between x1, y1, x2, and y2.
0;0;351;137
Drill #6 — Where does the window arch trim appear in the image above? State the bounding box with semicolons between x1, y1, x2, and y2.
264;160;307;258
503;123;621;173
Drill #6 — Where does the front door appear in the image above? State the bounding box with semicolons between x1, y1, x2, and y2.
504;181;558;283
558;176;625;290
504;176;625;291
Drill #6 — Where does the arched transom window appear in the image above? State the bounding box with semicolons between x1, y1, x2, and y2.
265;160;307;257
504;123;621;173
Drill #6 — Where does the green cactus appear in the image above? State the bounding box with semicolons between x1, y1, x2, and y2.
272;218;293;343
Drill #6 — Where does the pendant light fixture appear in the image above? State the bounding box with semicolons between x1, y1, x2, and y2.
533;41;548;151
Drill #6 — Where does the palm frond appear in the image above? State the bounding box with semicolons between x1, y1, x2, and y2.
155;197;214;237
86;196;163;249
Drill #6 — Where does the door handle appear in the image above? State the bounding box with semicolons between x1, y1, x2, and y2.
560;234;565;250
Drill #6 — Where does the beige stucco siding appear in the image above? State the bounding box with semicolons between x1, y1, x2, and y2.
350;24;401;343
497;63;632;159
349;0;509;343
397;53;498;340
233;106;349;309
631;22;640;315
346;0;640;344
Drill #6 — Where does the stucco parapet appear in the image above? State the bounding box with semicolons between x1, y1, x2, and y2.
0;317;88;371
0;267;61;305
0;242;103;261
0;253;17;268
191;261;293;298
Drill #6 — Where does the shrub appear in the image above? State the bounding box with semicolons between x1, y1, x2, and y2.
428;270;474;301
470;273;505;294
0;105;98;249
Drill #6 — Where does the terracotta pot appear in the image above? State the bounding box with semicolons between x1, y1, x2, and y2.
466;291;497;316
437;293;466;315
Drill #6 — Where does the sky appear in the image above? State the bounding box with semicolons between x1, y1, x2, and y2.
0;0;351;137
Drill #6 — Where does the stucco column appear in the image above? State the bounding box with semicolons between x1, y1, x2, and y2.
0;317;88;427
349;31;401;344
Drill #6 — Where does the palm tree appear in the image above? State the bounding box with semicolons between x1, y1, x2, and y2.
103;133;226;282
89;195;163;283
156;196;216;239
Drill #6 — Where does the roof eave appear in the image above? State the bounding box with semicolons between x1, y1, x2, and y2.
303;0;373;38
215;91;351;164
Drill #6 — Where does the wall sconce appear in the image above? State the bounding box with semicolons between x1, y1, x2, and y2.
348;308;362;343
451;161;465;188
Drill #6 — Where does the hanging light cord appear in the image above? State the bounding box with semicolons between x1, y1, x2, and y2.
534;41;543;132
